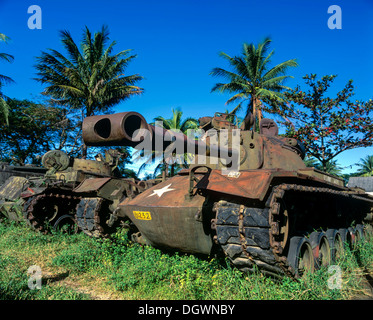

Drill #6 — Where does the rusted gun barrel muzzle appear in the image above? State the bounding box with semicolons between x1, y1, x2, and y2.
82;112;238;161
82;111;195;150
82;112;150;148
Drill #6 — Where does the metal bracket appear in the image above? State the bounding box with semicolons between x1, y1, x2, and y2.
186;166;211;200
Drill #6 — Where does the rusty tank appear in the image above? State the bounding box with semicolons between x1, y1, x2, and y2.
17;149;156;236
82;111;373;278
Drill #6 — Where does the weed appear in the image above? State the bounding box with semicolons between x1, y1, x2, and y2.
0;222;372;300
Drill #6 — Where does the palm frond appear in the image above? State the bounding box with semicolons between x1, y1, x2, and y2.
0;74;15;85
35;25;143;117
209;67;240;81
0;52;14;63
225;92;248;105
263;59;298;80
211;37;298;122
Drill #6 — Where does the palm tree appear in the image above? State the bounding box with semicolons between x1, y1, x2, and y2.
153;107;199;134
154;108;199;173
34;25;143;156
357;155;373;177
304;155;342;176
304;155;319;168
320;160;342;176
210;37;298;129
0;33;14;125
136;108;199;177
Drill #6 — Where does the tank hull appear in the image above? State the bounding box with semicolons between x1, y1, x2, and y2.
119;173;214;254
119;168;373;277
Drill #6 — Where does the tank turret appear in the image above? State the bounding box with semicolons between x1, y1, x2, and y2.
82;111;306;173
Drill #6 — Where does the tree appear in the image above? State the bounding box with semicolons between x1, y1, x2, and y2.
0;33;14;125
356;155;373;177
314;159;342;175
34;25;143;156
280;74;373;171
154;107;199;176
136;108;199;178
109;146;137;179
304;156;342;176
210;37;298;129
0;98;76;165
153;107;199;134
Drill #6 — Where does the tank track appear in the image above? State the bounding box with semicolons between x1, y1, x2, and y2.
214;183;373;278
214;201;285;278
23;191;81;234
75;197;118;238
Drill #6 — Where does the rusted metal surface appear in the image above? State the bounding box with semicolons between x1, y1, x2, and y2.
196;170;273;201
266;183;373;277
120;174;204;207
259;118;278;136
119;174;213;254
82;111;239;161
125;203;214;254
297;167;345;187
76;197;107;237
213;182;373;278
73;177;111;193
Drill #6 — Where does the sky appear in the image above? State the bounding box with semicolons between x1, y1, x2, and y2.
0;0;373;175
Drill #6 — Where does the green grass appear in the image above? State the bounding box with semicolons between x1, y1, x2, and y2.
0;220;372;300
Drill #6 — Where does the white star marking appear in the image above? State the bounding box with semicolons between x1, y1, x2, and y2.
147;183;175;198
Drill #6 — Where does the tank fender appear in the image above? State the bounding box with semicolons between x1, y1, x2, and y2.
196;169;273;201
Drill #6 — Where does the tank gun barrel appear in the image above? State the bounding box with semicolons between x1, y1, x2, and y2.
82;112;238;161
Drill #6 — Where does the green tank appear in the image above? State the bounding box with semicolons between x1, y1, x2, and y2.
1;149;157;236
82;111;373;278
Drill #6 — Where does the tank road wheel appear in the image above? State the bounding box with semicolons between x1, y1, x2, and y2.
309;231;331;269
363;224;373;240
287;236;314;278
338;228;353;250
326;229;343;263
53;214;78;234
354;224;365;243
348;227;357;248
